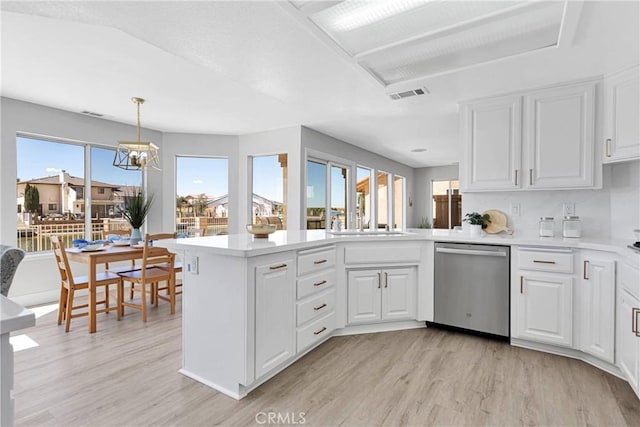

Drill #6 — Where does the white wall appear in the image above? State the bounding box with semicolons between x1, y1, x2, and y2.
162;132;240;234
301;127;416;228
609;160;640;240
413;165;459;227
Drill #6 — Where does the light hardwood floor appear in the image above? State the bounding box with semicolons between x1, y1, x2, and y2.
13;298;640;427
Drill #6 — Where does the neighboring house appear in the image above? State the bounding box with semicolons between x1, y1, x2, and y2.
16;170;137;219
176;193;282;219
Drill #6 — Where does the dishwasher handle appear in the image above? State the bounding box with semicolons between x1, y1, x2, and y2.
435;247;507;257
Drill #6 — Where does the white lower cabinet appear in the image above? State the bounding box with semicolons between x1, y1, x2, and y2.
578;252;616;363
617;260;640;400
348;267;416;325
512;248;574;347
254;256;296;379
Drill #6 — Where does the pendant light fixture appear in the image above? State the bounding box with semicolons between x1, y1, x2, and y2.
113;97;160;170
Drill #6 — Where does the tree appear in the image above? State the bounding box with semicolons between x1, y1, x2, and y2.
24;183;40;213
193;193;210;217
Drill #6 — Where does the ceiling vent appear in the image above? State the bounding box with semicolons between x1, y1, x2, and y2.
387;87;429;101
81;110;104;117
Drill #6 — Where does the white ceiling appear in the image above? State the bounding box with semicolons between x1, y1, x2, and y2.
1;1;638;168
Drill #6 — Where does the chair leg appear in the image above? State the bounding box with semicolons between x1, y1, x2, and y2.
117;281;124;320
130;283;135;300
65;288;74;332
169;277;176;315
140;282;147;322
57;286;67;325
104;284;110;311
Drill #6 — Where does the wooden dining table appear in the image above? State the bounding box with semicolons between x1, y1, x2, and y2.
66;244;145;333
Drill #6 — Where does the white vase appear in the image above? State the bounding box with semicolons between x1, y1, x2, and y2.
469;224;482;236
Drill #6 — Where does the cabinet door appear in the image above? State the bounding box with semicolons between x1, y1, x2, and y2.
523;83;595;188
461;96;521;191
604;66;640;162
347;270;382;324
381;268;416;321
255;258;295;379
515;273;573;346
580;257;615;362
617;289;640;398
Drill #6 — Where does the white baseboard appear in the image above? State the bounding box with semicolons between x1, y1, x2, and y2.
8;290;60;308
333;320;425;336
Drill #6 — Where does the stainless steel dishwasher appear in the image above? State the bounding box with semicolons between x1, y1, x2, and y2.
433;242;510;339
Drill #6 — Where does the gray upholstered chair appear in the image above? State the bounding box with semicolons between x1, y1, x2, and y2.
1;245;26;296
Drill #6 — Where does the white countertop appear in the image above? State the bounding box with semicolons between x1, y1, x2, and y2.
0;295;35;334
159;229;640;261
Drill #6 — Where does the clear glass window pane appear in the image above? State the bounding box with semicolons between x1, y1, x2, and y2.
16;136;84;252
331;165;347;228
356;166;371;229
377;171;389;229
393;175;405;229
306;160;327;229
432;179;462;229
91;146;142;237
176;156;228;236
252;154;287;230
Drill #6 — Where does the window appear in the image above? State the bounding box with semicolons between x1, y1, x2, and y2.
356;166;372;229
377;171;389;229
176;156;228;236
98;187;105;194
251;154;287;230
432;180;461;229
306;160;327;229
16;135;142;252
331;164;347;227
393;175;405;229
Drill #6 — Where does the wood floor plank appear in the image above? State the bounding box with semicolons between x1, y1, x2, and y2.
11;299;639;427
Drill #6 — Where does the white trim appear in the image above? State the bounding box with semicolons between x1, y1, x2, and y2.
333;320;425;336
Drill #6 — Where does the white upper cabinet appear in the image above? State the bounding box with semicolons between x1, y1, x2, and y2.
604;65;640;163
461;79;598;192
523;82;595;189
461;95;522;191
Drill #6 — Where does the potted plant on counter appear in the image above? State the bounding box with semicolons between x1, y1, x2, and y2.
464;212;491;237
120;192;154;246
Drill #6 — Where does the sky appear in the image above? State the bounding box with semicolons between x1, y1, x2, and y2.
307;161;347;209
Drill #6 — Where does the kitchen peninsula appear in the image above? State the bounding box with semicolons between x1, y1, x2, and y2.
161;230;640;400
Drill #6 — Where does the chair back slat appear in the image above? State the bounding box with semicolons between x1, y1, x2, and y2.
139;233;177;280
50;236;74;287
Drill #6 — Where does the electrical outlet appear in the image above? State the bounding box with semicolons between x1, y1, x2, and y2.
510;203;520;217
188;256;199;275
562;203;575;216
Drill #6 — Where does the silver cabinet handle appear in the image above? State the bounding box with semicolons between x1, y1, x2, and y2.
583;260;589;280
514;170;519;186
313;326;327;335
269;263;287;270
377;272;381;289
313;280;327;287
606;139;612;157
533;260;556;264
529;169;533;186
633;308;640;337
385;272;388;288
313;259;327;265
314;303;327;311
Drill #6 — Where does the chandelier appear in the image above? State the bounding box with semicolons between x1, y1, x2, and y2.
113;97;160;170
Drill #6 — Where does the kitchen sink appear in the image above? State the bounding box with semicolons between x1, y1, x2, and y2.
327;230;409;236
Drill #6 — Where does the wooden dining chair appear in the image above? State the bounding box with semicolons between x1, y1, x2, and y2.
50;235;122;332
117;232;177;322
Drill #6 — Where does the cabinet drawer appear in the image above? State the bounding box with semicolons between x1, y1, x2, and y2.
297;311;335;353
298;247;336;276
620;261;640;299
297;269;335;299
518;250;573;273
344;244;421;265
297;289;335;326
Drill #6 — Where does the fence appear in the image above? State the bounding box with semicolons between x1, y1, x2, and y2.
17;217;229;253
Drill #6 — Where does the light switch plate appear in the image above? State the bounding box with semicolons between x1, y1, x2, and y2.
188;256;199;275
563;203;575;216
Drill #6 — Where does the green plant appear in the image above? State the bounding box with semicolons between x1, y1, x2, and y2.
417;216;431;229
120;192;154;229
463;212;491;229
24;183;40;213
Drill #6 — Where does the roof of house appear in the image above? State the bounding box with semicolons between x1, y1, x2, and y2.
19;172;121;189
